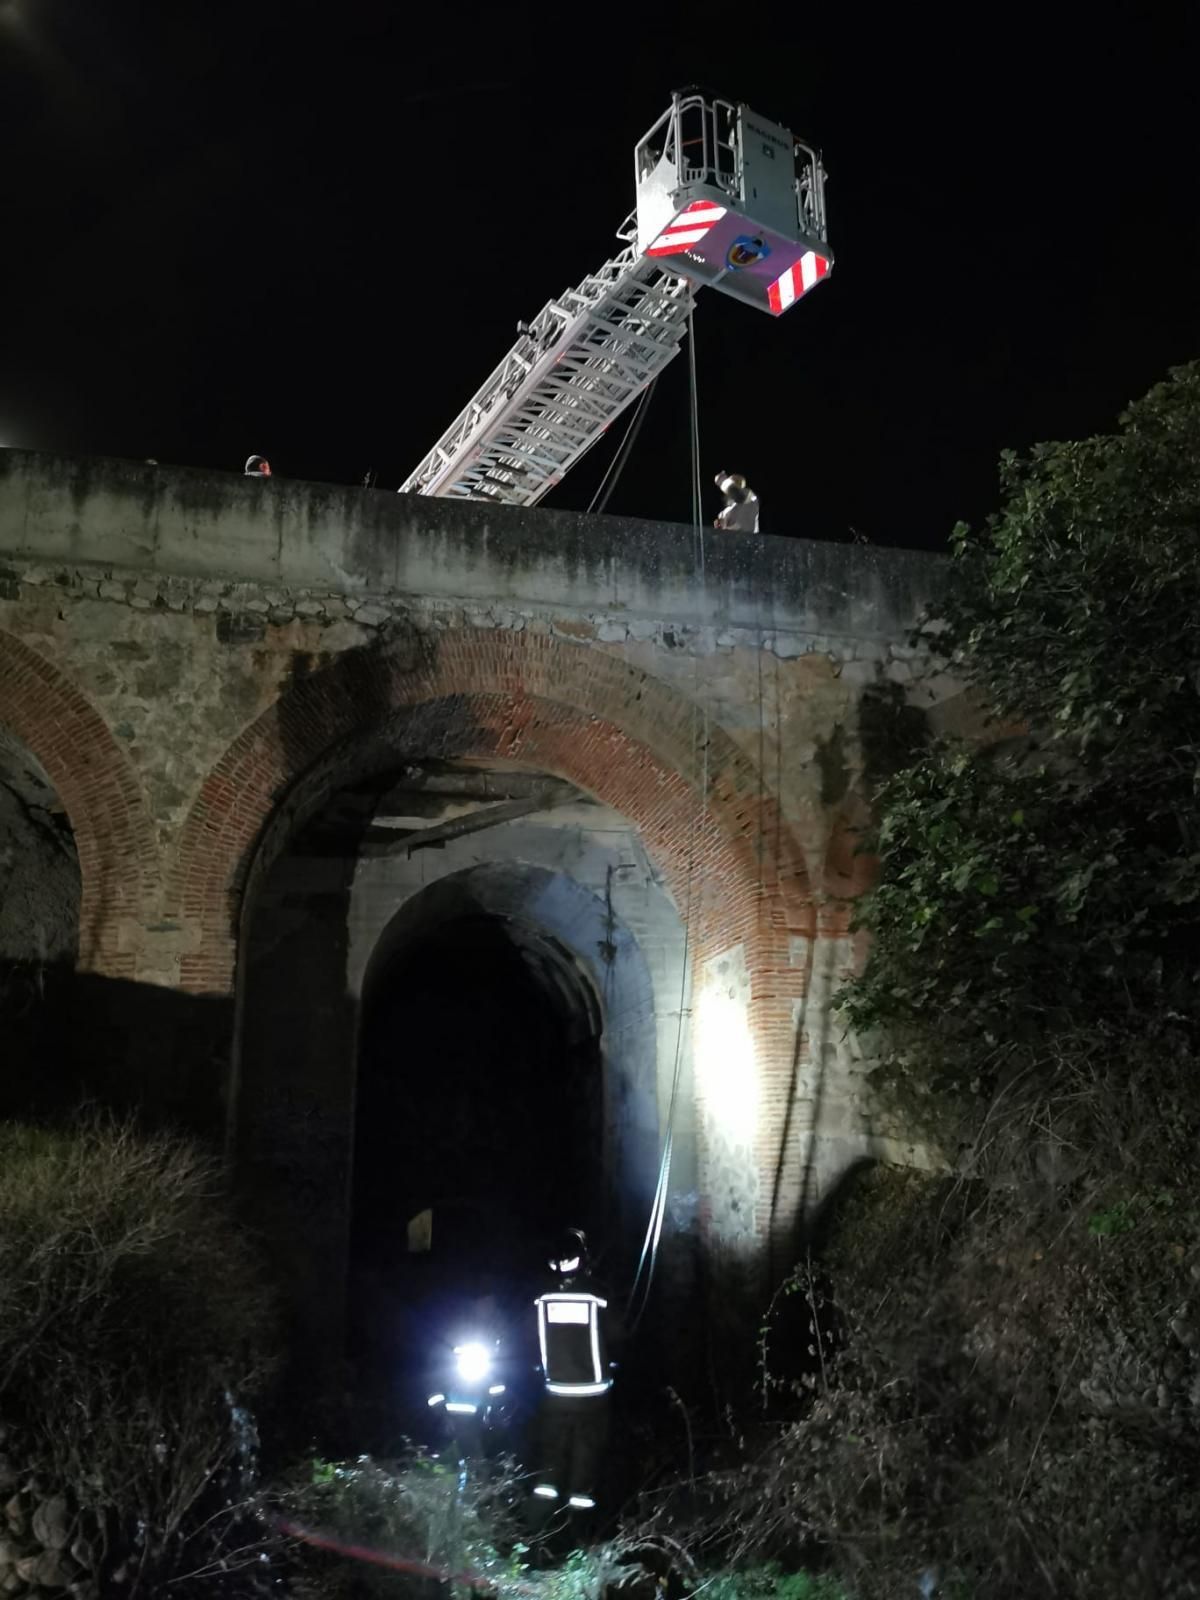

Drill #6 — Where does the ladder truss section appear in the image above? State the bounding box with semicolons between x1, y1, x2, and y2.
400;246;692;507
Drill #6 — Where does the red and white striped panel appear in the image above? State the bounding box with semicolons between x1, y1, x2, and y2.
766;250;830;314
644;200;728;258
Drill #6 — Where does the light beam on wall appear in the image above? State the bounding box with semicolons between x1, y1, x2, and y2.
694;983;759;1150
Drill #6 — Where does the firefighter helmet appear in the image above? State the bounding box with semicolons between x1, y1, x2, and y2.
715;470;749;501
549;1228;588;1275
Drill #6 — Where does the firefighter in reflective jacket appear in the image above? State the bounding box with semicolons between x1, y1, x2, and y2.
714;470;760;533
530;1229;612;1518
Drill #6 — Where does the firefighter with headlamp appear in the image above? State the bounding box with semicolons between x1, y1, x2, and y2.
530;1228;614;1523
427;1329;507;1481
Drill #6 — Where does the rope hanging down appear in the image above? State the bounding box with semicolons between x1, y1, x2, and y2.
627;292;709;1332
587;376;660;514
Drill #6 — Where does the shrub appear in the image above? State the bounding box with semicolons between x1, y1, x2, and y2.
278;1450;525;1599
701;1127;1200;1600
785;362;1200;1594
277;1449;645;1600
702;1561;846;1600
0;1114;276;1594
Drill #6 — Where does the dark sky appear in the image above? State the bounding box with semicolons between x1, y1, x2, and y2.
2;3;1197;550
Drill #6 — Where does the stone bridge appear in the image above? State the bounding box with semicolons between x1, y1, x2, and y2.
0;449;949;1355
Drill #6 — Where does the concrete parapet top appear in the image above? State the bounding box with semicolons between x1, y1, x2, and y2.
0;449;943;638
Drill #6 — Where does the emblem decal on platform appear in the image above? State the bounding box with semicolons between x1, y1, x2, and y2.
726;235;771;270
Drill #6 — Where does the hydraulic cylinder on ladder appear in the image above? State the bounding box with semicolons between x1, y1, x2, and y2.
399;91;832;510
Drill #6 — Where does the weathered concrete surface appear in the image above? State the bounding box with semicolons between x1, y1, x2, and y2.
0;449;938;639
0;447;953;1265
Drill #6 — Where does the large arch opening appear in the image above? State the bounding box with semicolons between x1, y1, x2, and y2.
232;747;686;1412
204;627;821;1422
0;726;80;1116
0;629;157;982
0;636;225;1131
188;634;819;1325
0;726;79;964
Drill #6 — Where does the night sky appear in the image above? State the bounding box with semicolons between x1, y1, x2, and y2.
2;3;1196;550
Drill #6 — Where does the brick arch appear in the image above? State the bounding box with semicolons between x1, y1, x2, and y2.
170;626;813;994
0;629;158;977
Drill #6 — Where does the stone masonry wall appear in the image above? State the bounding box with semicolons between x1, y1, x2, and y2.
0;449;953;1242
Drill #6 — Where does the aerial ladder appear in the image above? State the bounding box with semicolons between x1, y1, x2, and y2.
400;91;833;510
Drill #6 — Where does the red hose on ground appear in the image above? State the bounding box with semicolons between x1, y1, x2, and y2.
274;1517;539;1593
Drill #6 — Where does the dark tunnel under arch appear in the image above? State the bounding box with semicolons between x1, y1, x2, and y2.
347;861;662;1440
353;861;661;1268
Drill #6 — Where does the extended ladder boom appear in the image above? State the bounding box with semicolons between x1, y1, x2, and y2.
399;230;691;508
401;92;833;511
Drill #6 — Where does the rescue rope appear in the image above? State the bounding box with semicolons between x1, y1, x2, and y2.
626;292;709;1331
587;375;659;514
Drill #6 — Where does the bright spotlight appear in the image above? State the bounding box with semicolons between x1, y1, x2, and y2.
453;1342;492;1384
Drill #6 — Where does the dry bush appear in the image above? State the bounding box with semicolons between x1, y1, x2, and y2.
735;1060;1198;1596
278;1450;525;1600
0;1114;277;1594
276;1449;641;1600
621;1040;1200;1600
